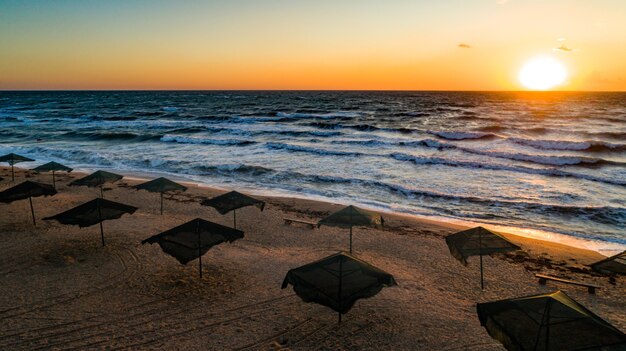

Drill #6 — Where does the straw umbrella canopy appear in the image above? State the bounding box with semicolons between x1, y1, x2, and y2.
134;177;187;215
44;198;137;246
590;250;625;275
318;205;384;254
445;226;520;289
70;170;123;198
0;181;57;226
282;252;396;323
0;153;34;181
477;290;626;351
142;218;244;277
32;161;73;189
200;191;265;229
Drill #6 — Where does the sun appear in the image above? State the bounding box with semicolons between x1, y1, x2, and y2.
518;56;567;90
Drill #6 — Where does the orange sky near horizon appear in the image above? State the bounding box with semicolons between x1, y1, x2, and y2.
1;1;625;91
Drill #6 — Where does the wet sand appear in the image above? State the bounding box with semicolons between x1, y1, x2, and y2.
0;167;623;350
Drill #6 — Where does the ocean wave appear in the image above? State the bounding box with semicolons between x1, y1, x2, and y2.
166;126;213;133
161;107;180;112
523;127;548;134
268;140;623;170
191;163;275;176
257;129;343;138
330;138;453;150
316;176;625;226
0;130;29;139
389;152;626;186
132;111;164;117
102;116;139;121
306;122;418;134
459;148;623;167
164;125;342;138
13;146;116;166
164;161;626;227
160;135;256;146
276;111;360;119
405;112;430;117
229;115;297;124
61;131;161;142
509;137;626;152
307;122;341;129
430;131;499;140
1;116;23;122
585;131;626;140
215;168;624;227
476;125;506;133
265;142;365;157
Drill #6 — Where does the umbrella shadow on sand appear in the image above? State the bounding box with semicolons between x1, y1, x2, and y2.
0;180;57;226
146;260;239;298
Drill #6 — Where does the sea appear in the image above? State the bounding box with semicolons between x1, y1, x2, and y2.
1;91;624;253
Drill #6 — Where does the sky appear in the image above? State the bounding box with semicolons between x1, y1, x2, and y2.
1;0;625;91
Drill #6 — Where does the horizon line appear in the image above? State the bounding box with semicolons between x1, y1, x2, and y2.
1;89;625;93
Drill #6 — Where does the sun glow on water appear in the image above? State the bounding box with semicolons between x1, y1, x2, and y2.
519;56;567;90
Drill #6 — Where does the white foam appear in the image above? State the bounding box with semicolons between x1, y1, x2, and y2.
430;131;496;140
276;111;361;119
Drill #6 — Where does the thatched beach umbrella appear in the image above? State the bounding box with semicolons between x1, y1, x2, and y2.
0;153;34;181
0;181;57;226
44;198;137;246
70;170;123;198
477;290;626;351
200;191;265;229
445;226;520;289
142;218;244;278
318;205;384;254
282;252;396;323
32;161;73;189
134;177;187;215
590;250;625;275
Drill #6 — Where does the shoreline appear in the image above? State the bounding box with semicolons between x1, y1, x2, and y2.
1;164;619;261
42;164;626;257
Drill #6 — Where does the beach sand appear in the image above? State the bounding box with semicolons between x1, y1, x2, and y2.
0;167;623;350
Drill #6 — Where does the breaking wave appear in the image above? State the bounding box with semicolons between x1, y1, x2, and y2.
389;152;626;186
160;135;256;146
429;131;499;140
510;137;626;152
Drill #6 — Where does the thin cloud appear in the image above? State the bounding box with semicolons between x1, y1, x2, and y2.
553;44;574;52
458;43;472;49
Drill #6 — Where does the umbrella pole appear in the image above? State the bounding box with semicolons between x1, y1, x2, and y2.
349;226;353;254
29;196;36;226
480;253;484;290
52;171;56;189
160;192;163;215
197;221;202;278
349;208;353;254
479;230;484;290
545;298;552;351
11;163;15;181
98;201;105;246
100;222;104;246
533;299;552;351
233;209;237;229
338;257;343;324
100;185;104;199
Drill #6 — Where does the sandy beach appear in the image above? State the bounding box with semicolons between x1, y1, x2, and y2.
0;166;623;350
